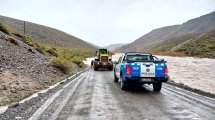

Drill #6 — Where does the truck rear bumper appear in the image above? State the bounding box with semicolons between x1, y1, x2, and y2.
124;77;168;84
96;64;113;68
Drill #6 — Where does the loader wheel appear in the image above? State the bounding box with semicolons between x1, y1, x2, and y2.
94;66;98;71
153;82;162;91
114;74;118;82
108;67;113;71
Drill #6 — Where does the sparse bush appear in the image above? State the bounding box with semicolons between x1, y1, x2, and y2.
50;57;71;74
46;47;58;57
21;36;36;47
71;56;84;68
0;23;12;35
0;96;13;106
8;36;19;45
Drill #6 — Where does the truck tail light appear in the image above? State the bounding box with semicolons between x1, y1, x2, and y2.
126;66;132;75
164;66;168;75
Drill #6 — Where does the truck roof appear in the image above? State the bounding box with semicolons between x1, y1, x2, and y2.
124;52;151;56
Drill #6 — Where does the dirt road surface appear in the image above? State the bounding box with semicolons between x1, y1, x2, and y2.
1;68;215;120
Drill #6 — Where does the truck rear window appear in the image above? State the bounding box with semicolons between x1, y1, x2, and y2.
126;55;153;61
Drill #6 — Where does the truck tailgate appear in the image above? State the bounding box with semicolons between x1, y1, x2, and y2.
129;62;166;78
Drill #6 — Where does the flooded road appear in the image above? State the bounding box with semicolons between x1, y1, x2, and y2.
27;69;215;120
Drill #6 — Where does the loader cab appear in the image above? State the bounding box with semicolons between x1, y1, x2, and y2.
97;49;108;55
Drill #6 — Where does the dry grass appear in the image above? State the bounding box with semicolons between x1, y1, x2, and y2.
50;57;71;74
0;22;12;35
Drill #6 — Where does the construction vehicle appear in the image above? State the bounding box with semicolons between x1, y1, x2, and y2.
93;48;113;71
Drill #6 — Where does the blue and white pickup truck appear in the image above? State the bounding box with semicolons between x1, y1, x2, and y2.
114;52;168;91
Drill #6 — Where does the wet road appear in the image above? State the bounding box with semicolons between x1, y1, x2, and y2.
29;69;215;120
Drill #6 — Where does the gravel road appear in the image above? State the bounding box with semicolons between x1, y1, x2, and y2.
1;69;215;120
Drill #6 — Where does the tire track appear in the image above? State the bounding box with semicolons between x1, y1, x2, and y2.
29;72;88;120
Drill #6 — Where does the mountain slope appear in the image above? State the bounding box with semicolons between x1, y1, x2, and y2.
0;15;96;50
104;43;127;51
174;29;215;58
116;11;215;52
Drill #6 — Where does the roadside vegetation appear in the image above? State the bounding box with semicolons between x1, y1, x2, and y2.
0;22;12;35
14;33;95;74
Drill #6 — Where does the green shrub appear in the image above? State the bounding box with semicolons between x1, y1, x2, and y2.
71;56;84;68
0;23;12;35
50;57;71;74
0;96;13;106
46;47;58;57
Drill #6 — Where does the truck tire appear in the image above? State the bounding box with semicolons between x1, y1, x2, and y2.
153;82;162;91
120;76;127;90
114;69;118;82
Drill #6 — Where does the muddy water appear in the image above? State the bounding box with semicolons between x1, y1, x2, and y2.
160;56;215;94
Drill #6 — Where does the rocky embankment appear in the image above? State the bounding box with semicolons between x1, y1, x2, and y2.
0;31;79;106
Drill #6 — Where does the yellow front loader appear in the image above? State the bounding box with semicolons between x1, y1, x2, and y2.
93;49;113;71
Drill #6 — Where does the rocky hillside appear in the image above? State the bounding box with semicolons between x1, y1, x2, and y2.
0;15;96;50
116;11;215;53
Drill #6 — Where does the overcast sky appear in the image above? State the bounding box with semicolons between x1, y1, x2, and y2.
0;0;215;46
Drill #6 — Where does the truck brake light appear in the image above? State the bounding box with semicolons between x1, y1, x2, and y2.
164;66;168;75
126;66;132;75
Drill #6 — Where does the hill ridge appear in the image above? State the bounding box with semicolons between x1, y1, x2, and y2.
115;11;215;53
0;15;96;50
